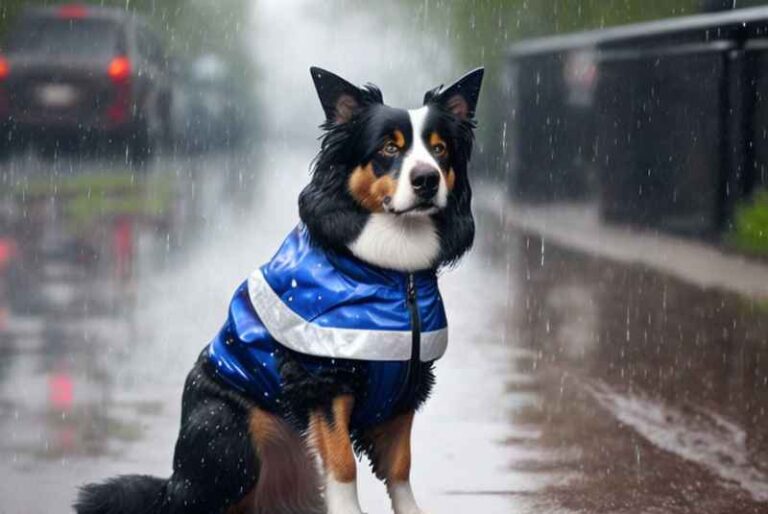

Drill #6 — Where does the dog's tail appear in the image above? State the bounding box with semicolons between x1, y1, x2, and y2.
74;475;167;514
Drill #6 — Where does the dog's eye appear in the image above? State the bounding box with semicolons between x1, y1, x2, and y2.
381;142;400;156
431;142;447;157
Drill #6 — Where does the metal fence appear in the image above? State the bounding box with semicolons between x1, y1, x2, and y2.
506;7;768;236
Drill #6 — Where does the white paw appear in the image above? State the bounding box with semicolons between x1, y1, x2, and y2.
327;502;365;514
327;506;365;514
389;482;426;514
326;502;365;513
325;478;364;514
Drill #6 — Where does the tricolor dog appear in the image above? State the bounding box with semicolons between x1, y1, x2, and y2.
76;66;483;514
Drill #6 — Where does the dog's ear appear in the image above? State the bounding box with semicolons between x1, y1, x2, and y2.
310;67;363;124
424;67;484;121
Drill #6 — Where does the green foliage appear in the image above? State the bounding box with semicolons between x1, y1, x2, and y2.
730;190;768;255
444;0;702;64
5;171;175;234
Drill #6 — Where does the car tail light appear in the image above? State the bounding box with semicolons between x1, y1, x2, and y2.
107;57;132;124
0;57;9;81
0;239;17;269
108;56;131;83
58;4;89;19
0;57;8;117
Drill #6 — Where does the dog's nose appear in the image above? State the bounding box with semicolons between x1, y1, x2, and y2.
411;165;440;200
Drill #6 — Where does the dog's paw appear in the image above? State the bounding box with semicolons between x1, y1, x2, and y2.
389;482;428;514
325;479;365;514
326;504;365;514
394;507;430;514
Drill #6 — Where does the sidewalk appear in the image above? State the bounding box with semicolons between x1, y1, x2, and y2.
478;186;768;300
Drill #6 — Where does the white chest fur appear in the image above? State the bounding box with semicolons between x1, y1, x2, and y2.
349;214;440;272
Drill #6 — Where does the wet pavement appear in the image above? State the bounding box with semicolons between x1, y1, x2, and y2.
1;1;768;513
486;230;768;513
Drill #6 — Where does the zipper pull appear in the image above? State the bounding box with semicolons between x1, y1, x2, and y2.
406;273;416;304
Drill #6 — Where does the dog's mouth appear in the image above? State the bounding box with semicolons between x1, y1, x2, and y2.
382;197;439;216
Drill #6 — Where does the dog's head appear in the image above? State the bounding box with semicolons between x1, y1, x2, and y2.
299;67;483;272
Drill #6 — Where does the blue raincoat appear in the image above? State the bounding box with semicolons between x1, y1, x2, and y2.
207;225;448;429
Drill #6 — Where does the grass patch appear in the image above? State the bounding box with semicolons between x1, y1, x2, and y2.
729;190;768;256
5;171;175;234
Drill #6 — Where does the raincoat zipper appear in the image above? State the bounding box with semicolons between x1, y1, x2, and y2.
394;272;421;411
406;273;421;363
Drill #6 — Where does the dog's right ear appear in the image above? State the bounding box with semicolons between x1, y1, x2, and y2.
310;67;363;125
424;68;484;121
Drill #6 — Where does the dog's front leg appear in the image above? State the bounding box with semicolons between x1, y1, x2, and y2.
309;395;364;514
368;411;426;514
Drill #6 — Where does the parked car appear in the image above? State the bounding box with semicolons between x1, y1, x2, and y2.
0;4;173;162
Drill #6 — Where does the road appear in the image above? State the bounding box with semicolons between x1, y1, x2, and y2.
1;142;767;513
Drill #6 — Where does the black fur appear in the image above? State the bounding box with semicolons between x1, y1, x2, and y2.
277;348;435;435
76;475;165;514
298;81;391;253
75;67;482;514
75;357;260;514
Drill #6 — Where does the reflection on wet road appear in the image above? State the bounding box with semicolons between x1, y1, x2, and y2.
492;229;768;513
0;149;258;513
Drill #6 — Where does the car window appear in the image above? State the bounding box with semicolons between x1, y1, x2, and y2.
6;18;125;57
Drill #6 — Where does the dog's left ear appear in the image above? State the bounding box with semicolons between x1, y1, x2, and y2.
310;67;363;125
425;67;484;121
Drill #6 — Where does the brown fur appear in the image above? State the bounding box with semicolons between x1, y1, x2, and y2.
428;132;455;191
428;132;446;152
445;168;456;191
365;411;414;483
226;488;257;514
233;408;322;514
348;164;397;212
392;129;406;149
309;395;357;483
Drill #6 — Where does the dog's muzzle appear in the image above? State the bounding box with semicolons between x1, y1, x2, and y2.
411;165;440;201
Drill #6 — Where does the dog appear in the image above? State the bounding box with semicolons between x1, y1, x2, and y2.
75;66;483;514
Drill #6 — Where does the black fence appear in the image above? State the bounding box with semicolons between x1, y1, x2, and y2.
506;7;768;236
